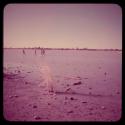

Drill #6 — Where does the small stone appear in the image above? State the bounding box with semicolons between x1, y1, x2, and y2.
25;82;28;84
9;95;13;98
33;105;37;108
116;91;120;94
67;110;73;113
34;116;41;120
82;101;87;103
89;108;93;110
14;95;18;98
70;97;74;100
84;78;88;79
101;106;106;109
89;112;93;115
64;102;67;104
89;87;92;90
66;88;71;92
29;104;32;106
104;72;107;75
77;76;81;79
73;81;82;85
48;103;51;105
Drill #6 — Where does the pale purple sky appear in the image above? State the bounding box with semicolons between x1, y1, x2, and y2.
4;4;122;49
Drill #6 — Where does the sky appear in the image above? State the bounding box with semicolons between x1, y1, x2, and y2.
4;4;122;49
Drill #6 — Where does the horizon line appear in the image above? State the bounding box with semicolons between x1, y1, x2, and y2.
3;47;122;51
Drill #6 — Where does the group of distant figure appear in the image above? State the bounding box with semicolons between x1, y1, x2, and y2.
23;48;45;55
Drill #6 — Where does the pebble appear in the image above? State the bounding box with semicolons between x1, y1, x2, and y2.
116;91;120;94
89;112;93;115
77;76;81;79
25;82;28;84
14;95;18;98
73;81;82;85
33;105;37;108
82;101;87;103
84;78;88;79
66;88;71;92
104;72;107;75
64;102;67;104
9;95;19;98
101;106;106;109
70;97;74;100
34;116;41;120
89;87;92;90
9;95;13;98
67;110;73;113
89;108;93;110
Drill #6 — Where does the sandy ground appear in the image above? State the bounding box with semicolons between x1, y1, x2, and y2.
3;49;122;121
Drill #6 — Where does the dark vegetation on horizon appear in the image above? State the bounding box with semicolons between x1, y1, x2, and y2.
4;47;122;51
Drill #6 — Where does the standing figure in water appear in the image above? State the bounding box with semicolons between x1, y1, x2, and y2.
41;48;45;55
23;49;25;55
35;49;36;55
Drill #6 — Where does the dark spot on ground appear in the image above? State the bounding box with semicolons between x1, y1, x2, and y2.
67;110;74;113
82;101;87;103
89;108;93;110
116;91;120;94
33;105;37;108
84;78;88;79
65;97;68;100
34;116;41;120
70;97;74;100
73;81;82;85
89;87;92;90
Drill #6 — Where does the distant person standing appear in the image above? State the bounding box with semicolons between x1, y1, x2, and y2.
41;48;45;55
23;49;25;55
35;49;36;55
